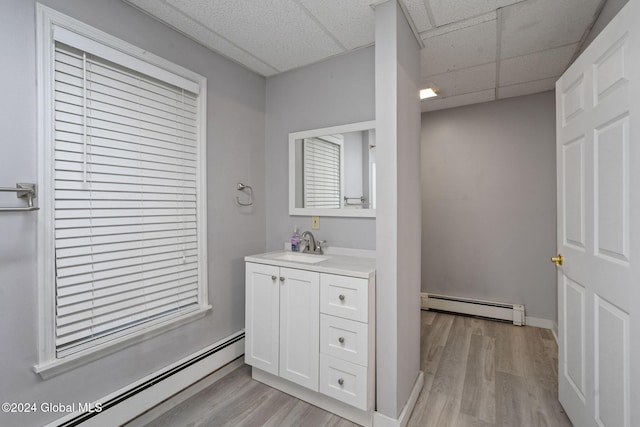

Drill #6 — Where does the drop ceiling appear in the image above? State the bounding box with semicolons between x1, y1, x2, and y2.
124;0;605;112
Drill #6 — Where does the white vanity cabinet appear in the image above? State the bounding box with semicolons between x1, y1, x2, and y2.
319;273;374;410
244;251;376;426
245;262;319;391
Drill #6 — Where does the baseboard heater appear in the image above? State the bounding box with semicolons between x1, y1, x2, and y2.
57;332;245;427
422;293;525;326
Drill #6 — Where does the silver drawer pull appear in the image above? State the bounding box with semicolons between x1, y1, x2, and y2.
338;337;345;344
338;294;345;301
271;275;277;281
338;378;344;386
279;276;285;282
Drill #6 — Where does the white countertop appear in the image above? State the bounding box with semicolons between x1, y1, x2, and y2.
245;250;376;279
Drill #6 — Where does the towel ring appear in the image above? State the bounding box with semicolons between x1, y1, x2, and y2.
236;183;254;206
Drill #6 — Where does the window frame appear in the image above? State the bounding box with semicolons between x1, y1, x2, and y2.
35;4;210;378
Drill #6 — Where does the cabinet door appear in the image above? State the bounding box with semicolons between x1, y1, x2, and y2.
279;267;320;391
245;262;280;375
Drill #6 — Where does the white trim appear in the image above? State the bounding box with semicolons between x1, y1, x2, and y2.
253;367;373;427
45;331;244;427
37;4;204;88
289;120;376;218
290;207;377;218
36;2;57;369
373;371;424;427
35;306;211;378
196;75;209;316
35;3;208;374
551;321;559;344
52;26;199;93
525;316;557;330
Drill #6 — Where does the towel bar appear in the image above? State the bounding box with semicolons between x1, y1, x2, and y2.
0;183;39;211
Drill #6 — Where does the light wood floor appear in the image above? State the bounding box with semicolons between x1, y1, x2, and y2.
141;312;572;427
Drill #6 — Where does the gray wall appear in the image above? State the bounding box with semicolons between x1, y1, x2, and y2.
0;1;265;426
375;0;422;418
421;91;556;320
580;0;629;54
265;47;376;251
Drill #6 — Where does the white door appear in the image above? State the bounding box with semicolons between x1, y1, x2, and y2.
245;262;280;375
279;267;320;391
555;1;639;426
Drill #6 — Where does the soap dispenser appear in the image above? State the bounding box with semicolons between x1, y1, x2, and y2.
291;227;299;252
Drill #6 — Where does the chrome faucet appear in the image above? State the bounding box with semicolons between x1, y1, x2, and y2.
300;231;325;254
300;231;316;253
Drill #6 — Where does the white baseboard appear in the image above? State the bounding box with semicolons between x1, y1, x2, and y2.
46;331;245;427
525;316;555;330
373;371;424;427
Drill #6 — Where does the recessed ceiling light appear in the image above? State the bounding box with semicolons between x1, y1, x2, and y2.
420;87;438;99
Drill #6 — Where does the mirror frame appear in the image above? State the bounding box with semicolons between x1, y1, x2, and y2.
289;120;376;218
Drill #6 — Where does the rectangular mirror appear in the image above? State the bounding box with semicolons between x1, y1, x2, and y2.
289;120;376;218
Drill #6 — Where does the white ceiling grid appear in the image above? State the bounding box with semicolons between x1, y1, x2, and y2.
123;0;605;112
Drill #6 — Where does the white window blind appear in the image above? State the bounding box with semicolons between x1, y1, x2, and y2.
53;41;202;357
303;137;342;208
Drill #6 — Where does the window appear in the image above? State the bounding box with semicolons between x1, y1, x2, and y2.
36;6;209;375
303;136;344;208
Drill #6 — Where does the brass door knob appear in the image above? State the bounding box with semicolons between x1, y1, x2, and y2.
551;254;563;266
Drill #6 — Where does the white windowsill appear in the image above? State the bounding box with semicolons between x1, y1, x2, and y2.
34;305;212;379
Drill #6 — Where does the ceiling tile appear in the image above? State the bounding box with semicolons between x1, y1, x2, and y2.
421;19;496;76
401;0;433;33
296;0;375;50
498;77;556;99
421;12;495;39
127;0;600;107
499;43;577;86
424;62;496;98
428;0;521;27
165;0;344;72
422;89;496;112
500;0;601;59
125;0;279;76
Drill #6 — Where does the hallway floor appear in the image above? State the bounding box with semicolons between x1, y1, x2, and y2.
138;311;572;426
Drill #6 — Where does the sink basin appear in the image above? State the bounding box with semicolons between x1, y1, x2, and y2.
273;253;330;264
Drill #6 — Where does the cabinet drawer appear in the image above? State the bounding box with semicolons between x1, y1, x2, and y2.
320;314;368;366
320;274;368;322
319;354;368;410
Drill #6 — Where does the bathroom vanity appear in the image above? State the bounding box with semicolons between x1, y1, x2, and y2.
244;250;376;426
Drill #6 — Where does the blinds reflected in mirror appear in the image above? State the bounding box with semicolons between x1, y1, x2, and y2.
303;136;342;209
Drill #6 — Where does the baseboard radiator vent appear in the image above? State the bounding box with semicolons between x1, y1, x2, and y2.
422;293;525;326
56;332;245;427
